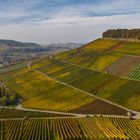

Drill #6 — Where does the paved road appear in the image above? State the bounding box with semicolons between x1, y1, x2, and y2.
0;114;134;121
0;116;81;121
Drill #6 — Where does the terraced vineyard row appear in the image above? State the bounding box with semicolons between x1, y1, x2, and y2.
0;117;140;140
0;108;70;118
128;62;140;80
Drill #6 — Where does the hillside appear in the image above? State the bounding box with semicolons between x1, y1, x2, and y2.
0;39;42;48
0;38;140;113
0;37;140;140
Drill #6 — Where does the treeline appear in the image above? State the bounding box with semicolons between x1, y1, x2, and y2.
0;83;18;106
102;29;140;40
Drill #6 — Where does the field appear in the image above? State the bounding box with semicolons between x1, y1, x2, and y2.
113;41;140;55
0;108;70;118
0;117;140;140
82;38;119;51
70;100;127;115
67;52;123;71
54;39;140;80
0;38;140;140
0;61;29;74
104;55;140;76
0;68;94;111
35;58;140;111
128;62;140;80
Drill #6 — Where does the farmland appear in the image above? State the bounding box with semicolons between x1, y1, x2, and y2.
54;38;140;80
0;68;94;111
128;62;140;80
0;108;71;118
0;117;140;140
35;58;140;111
0;61;30;74
104;55;140;76
113;41;140;55
0;37;140;140
70;100;127;115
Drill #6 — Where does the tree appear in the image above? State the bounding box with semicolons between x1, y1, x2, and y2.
102;29;140;40
0;96;7;106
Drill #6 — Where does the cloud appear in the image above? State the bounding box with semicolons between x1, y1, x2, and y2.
0;0;140;43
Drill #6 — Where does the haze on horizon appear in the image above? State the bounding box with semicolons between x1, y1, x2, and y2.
0;0;140;44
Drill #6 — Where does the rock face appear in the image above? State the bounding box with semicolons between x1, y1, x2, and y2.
102;29;140;40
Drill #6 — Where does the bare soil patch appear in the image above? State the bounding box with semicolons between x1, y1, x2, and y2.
70;100;127;115
104;56;140;76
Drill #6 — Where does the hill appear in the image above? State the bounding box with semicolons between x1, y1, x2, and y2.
0;38;140;113
0;37;140;140
0;39;42;48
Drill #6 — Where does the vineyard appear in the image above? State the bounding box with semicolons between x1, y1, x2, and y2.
113;41;140;55
36;58;140;111
0;117;140;140
0;61;30;74
0;38;140;140
128;62;140;80
70;100;127;115
0;69;94;111
104;56;140;76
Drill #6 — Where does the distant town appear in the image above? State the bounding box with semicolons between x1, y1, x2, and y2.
0;39;83;67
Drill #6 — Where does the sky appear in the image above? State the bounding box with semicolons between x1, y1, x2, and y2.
0;0;140;44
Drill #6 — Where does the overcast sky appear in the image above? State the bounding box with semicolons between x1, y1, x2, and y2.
0;0;140;44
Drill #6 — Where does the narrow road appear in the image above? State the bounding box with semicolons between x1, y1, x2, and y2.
16;97;22;109
0;114;132;122
27;61;32;68
0;116;81;121
0;105;84;117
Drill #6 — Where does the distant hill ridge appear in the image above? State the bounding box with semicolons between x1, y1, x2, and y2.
0;39;42;48
102;29;140;40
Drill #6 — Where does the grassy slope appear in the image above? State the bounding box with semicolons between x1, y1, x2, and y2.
1;68;94;111
50;39;140;111
82;38;119;51
68;52;123;71
31;56;140;111
0;38;140;112
114;41;140;55
55;39;125;71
